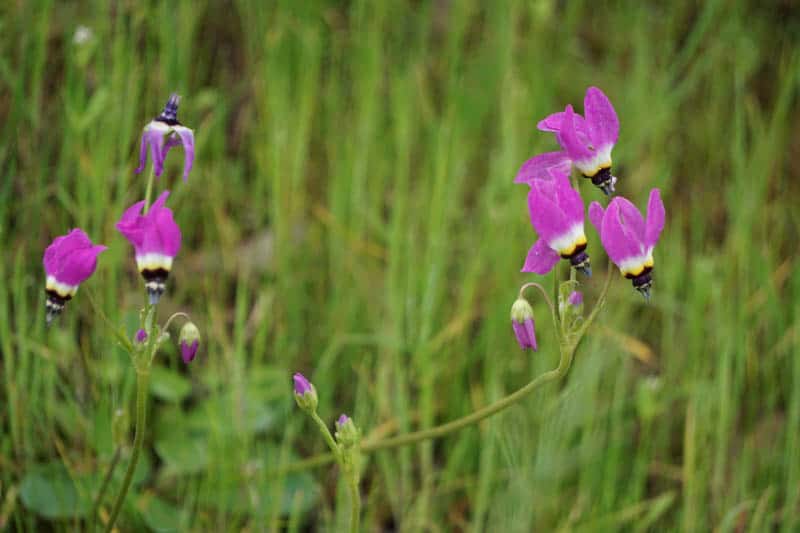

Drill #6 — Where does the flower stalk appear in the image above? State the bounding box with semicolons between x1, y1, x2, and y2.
278;262;614;476
104;369;149;533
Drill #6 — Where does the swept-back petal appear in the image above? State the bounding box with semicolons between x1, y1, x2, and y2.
135;133;148;174
57;244;106;285
600;198;646;264
553;171;584;225
584;87;619;148
173;126;195;182
557;105;593;161
115;200;147;248
528;186;568;242
537;111;589;136
588;202;605;232
645;188;665;249
522;238;560;274
514;151;571;184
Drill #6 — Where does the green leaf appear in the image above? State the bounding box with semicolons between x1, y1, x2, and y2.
137;494;182;532
19;462;89;519
149;366;192;403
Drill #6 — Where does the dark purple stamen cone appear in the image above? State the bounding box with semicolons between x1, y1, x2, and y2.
156;93;180;125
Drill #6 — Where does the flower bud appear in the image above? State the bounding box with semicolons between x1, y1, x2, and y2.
178;322;200;363
510;297;537;351
335;414;359;447
134;328;148;344
293;373;318;412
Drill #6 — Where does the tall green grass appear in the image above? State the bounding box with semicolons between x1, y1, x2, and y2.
1;0;799;530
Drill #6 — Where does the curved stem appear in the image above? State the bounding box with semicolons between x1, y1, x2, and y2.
104;371;149;533
519;282;558;331
162;312;191;334
310;411;340;458
90;446;121;531
274;260;616;478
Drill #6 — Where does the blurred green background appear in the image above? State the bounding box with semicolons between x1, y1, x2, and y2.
2;0;800;531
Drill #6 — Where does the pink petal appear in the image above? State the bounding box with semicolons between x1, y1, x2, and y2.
521;238;560;274
588;201;605;232
600;198;646;265
645;188;665;249
553;171;584;226
557;105;593;161
173;126;195;182
135;133;148;174
514;151;571;185
527;186;568;242
584;87;619;148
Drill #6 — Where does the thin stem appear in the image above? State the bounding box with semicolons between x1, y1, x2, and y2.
162;311;191;333
142;165;156;214
309;411;340;458
104;371;149;533
348;475;360;533
272;262;617;478
518;282;558;331
90;446;121;531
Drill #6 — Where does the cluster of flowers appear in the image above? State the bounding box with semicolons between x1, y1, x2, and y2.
43;95;200;362
511;87;665;350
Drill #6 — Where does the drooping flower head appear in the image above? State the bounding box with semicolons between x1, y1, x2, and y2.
589;189;665;299
510;296;537;351
522;169;591;277
179;322;200;363
42;229;107;324
116;190;182;304
537;87;619;195
135;94;195;182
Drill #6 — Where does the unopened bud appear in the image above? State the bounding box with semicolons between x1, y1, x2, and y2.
178;322;200;363
335;414;359;447
134;329;148;344
510;297;537;351
293;373;318;412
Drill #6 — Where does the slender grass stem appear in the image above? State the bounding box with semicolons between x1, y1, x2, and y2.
90;446;121;532
104;370;149;533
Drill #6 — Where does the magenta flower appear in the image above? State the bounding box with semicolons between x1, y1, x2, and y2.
510;297;537;351
135;94;195;182
135;329;148;344
537;87;619;195
179;322;200;363
522;169;591;276
43;229;107;324
589;189;665;299
116;190;182;304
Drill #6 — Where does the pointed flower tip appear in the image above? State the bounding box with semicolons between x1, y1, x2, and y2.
292;372;318;412
293;373;313;395
135;329;148;344
337;414;350;427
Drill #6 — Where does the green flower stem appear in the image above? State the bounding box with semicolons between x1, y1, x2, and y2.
90;445;121;531
518;282;558;335
142;165;156;214
104;370;149;533
309;411;341;458
273;261;615;477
